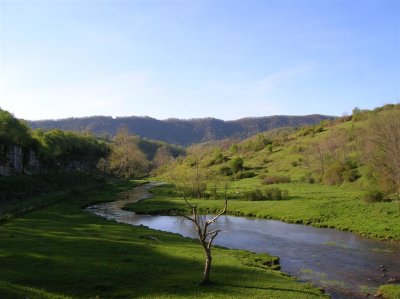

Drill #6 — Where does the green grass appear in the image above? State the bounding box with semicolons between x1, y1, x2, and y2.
0;172;104;221
377;284;400;299
0;181;327;299
128;182;400;240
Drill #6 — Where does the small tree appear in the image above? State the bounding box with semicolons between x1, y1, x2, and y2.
231;156;244;180
181;184;228;285
368;110;400;196
108;126;149;179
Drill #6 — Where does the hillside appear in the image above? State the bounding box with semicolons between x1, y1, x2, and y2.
27;114;334;146
148;104;400;240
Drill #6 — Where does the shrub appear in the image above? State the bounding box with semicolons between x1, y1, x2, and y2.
207;152;228;166
343;168;361;182
363;189;384;203
231;156;244;173
239;171;256;179
300;173;315;184
262;175;291;185
264;188;282;200
323;162;345;185
243;187;289;201
219;166;233;176
244;188;264;201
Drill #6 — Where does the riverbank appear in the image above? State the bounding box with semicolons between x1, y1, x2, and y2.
126;183;400;241
0;180;327;299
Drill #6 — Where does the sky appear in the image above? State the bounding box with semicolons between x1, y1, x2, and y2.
0;0;399;121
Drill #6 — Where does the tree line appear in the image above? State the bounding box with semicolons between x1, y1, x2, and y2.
0;108;185;177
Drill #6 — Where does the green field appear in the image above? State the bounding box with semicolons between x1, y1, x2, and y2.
0;180;327;299
128;181;400;241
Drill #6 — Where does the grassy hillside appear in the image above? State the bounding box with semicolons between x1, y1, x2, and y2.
148;104;400;240
0;181;327;299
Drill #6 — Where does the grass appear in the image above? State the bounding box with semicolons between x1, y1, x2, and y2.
0;172;103;221
128;182;400;240
376;285;400;299
0;180;327;299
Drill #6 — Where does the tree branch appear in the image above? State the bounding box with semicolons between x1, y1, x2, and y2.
206;197;228;225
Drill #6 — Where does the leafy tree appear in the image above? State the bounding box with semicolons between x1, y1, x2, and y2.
108;127;149;179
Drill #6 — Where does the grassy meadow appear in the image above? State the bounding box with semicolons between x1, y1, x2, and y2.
0;180;328;299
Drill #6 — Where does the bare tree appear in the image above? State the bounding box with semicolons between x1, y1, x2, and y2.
369;110;400;195
180;184;228;285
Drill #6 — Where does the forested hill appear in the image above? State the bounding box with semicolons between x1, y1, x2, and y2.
27;114;334;146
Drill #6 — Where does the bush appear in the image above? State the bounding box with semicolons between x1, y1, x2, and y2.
300;174;315;184
323;162;345;185
363;189;384;203
244;187;289;201
239;171;256;179
262;175;291;185
219;166;233;176
343;168;361;182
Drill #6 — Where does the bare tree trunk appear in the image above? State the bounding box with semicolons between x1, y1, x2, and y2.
201;250;212;285
180;183;228;286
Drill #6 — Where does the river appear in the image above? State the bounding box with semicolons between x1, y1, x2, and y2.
86;183;400;299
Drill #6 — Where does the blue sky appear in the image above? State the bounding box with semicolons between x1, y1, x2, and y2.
0;0;399;120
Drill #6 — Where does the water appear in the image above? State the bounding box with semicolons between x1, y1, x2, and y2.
86;183;400;299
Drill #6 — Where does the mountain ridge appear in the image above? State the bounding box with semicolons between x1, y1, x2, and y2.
27;114;335;146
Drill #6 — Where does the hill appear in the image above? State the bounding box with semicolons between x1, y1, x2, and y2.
148;104;400;240
27;114;334;146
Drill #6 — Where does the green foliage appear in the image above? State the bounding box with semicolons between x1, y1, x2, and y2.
323;157;360;185
323;161;345;185
0;108;109;174
220;165;233;176
231;156;244;173
0;109;35;148
239;171;257;179
137;138;185;160
108;127;149;179
207;150;228;166
363;189;384;203
297;124;324;137
262;175;291;185
300;174;316;184
33;129;109;170
376;284;400;299
244;187;289;201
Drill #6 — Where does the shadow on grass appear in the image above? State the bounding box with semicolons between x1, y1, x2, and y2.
0;201;325;299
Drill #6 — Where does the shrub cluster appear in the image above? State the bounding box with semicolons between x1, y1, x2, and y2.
300;173;316;184
362;189;384;203
243;187;289;201
323;158;360;185
262;175;291;185
219;166;233;176
239;171;257;179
